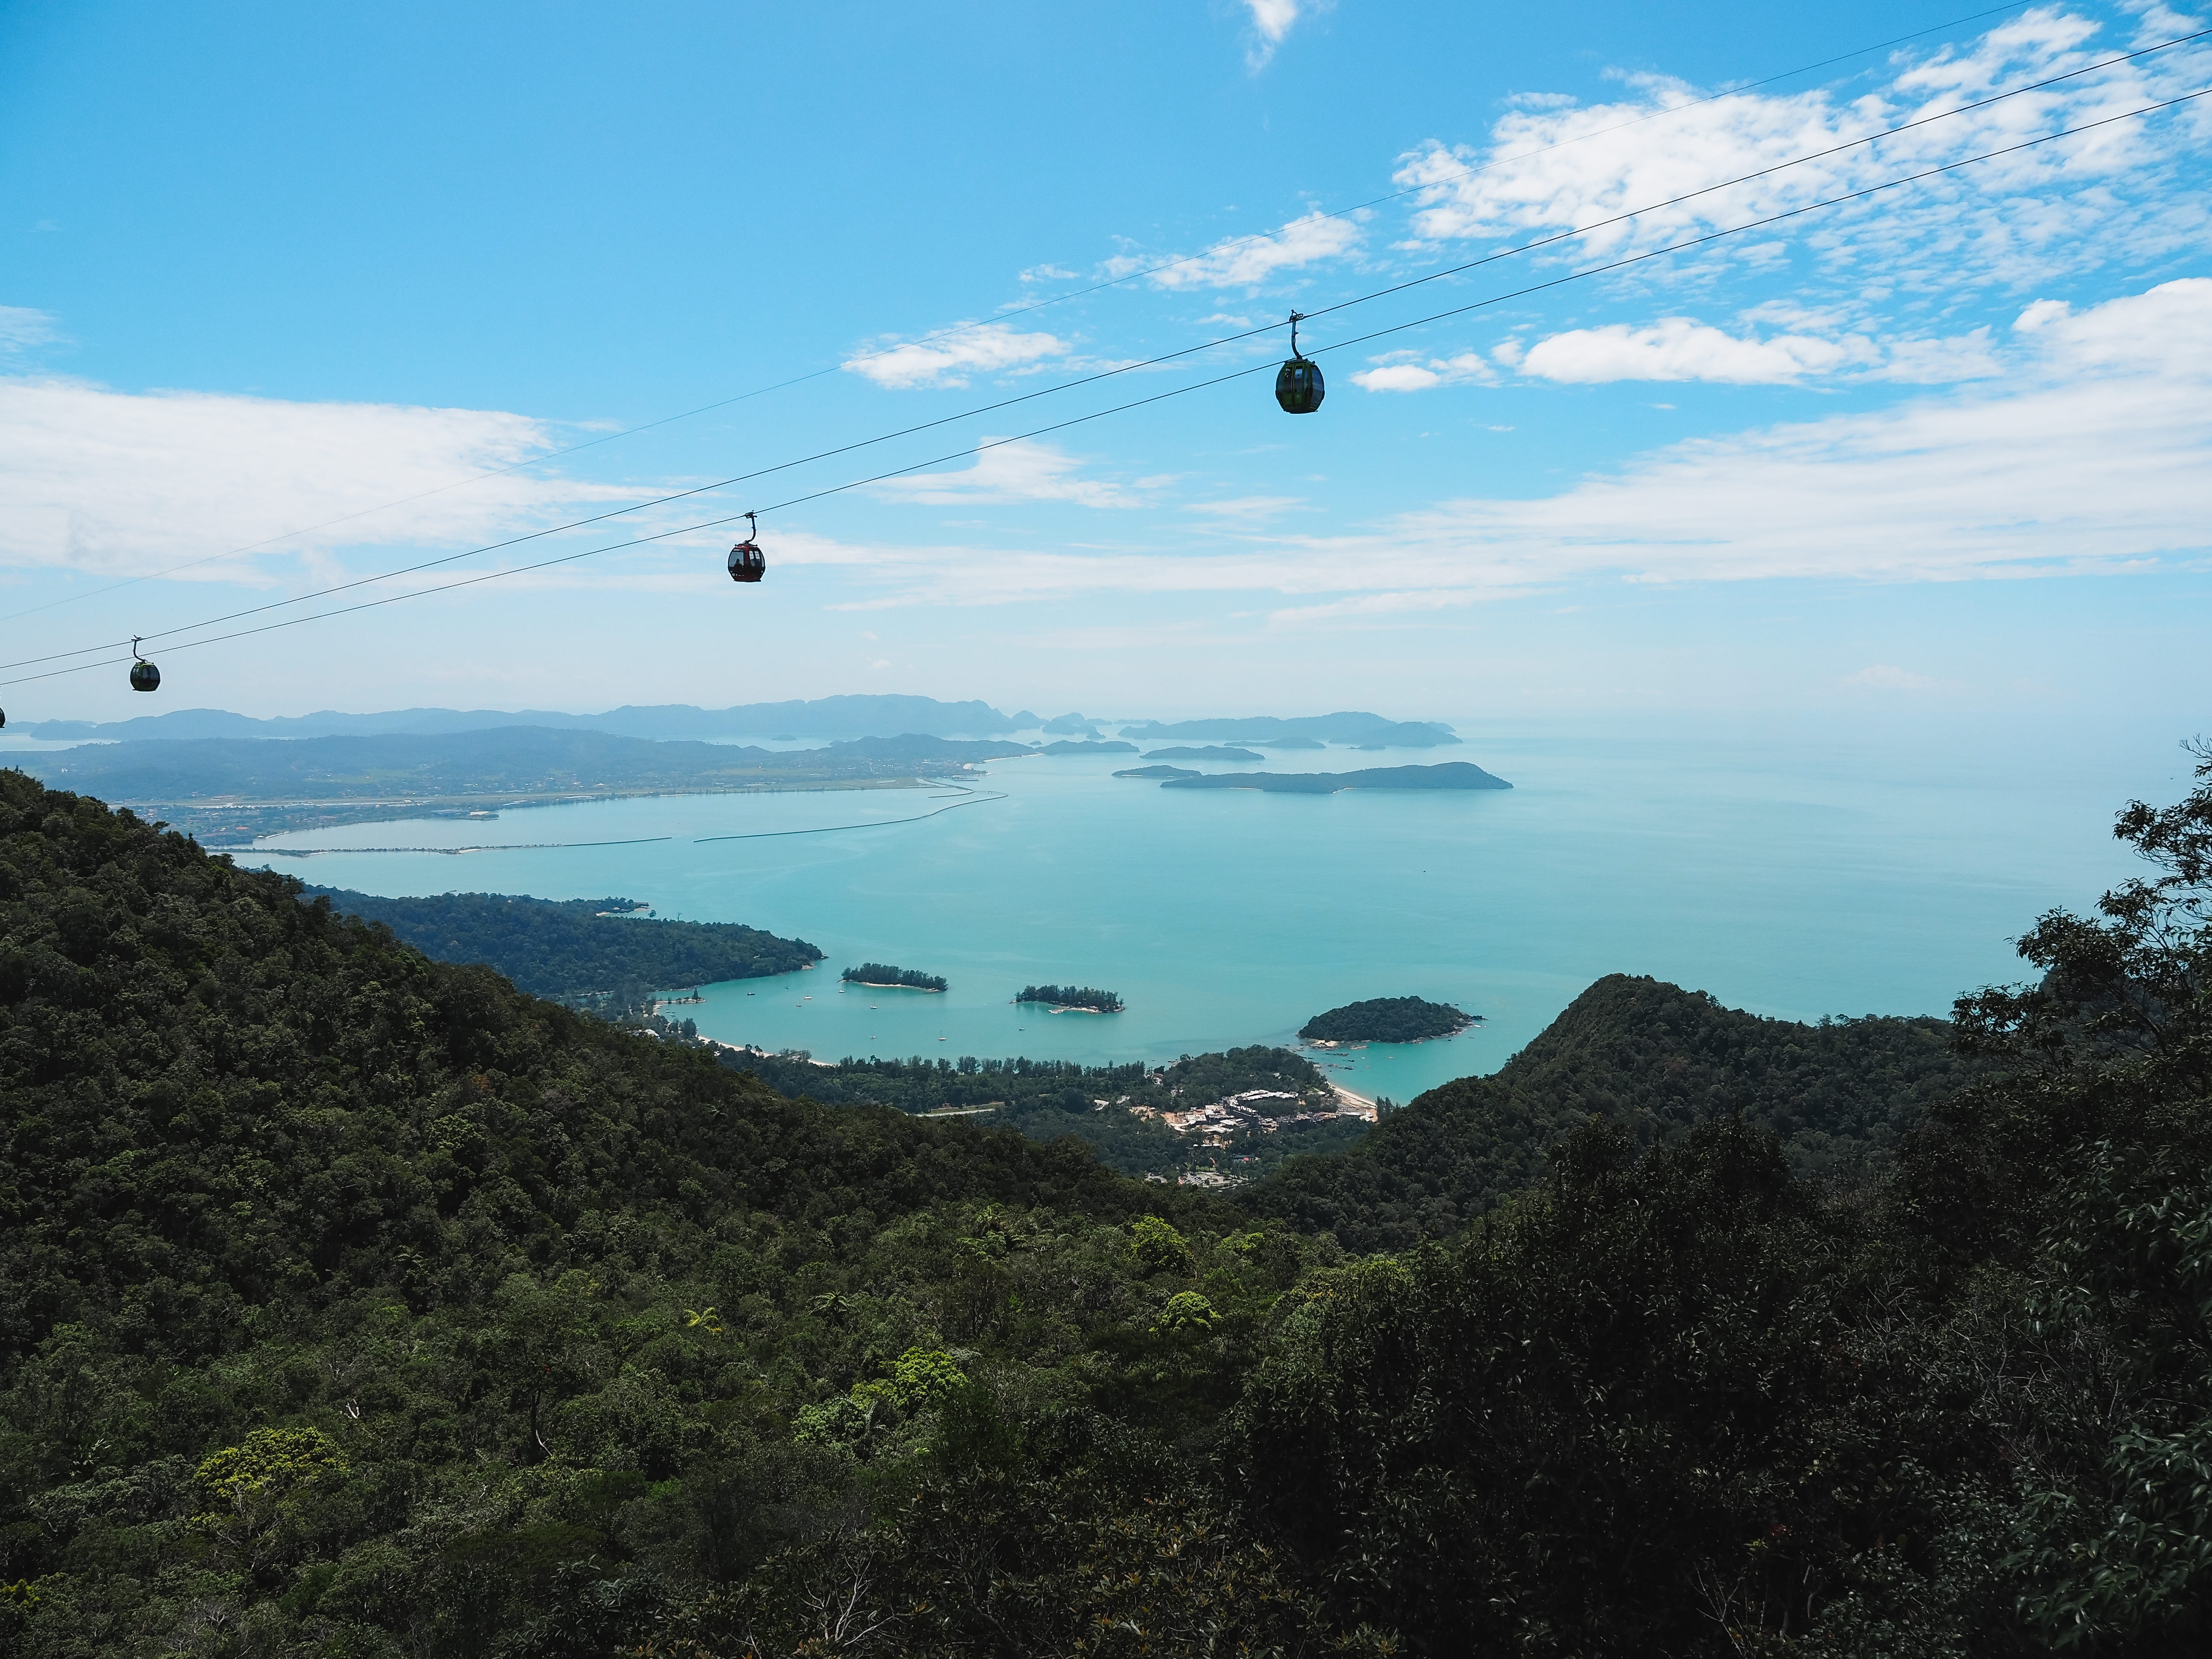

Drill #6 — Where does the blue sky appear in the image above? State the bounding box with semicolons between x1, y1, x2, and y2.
1;0;2208;728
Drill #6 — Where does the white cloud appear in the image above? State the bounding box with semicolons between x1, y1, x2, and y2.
808;279;2212;608
841;323;1070;389
868;438;1146;508
0;377;634;579
1521;317;1857;383
1353;350;1498;392
1243;0;1309;70
1362;319;1997;388
1125;209;1364;291
0;306;61;352
1391;7;2212;295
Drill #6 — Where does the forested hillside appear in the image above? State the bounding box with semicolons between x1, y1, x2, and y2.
4;757;2209;1655
306;886;821;1001
0;771;1342;1658
1249;973;1981;1251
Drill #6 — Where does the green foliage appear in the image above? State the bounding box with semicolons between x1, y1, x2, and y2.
308;885;822;999
1155;1292;1217;1331
1299;994;1473;1043
1233;1114;1857;1652
1129;1216;1194;1278
192;1427;351;1563
885;1347;966;1411
840;963;946;991
1015;984;1124;1012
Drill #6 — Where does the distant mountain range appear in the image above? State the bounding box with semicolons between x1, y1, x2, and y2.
13;696;1460;749
14;693;1039;744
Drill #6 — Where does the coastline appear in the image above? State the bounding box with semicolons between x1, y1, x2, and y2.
1328;1083;1381;1121
843;980;947;992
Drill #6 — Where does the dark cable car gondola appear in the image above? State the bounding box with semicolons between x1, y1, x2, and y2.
129;637;160;693
1275;311;1324;414
727;512;765;584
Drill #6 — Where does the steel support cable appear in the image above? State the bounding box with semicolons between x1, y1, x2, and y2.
0;4;2040;630
8;84;2202;693
10;26;2197;680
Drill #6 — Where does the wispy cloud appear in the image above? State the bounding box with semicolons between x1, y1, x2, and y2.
1184;495;1306;520
841;323;1070;389
867;438;1148;508
0;378;634;580
1843;664;1963;692
1391;6;2212;299
0;306;62;353
1114;209;1364;291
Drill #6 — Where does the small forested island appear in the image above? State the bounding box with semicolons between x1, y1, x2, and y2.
1142;745;1264;762
1301;994;1476;1043
842;962;948;991
1114;764;1200;780
306;886;821;1000
1016;983;1125;1013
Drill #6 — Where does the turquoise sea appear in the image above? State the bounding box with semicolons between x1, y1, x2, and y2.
227;716;2190;1104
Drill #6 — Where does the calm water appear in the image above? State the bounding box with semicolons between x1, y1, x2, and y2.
231;716;2187;1103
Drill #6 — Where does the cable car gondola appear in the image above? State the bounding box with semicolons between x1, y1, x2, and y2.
1275;311;1324;415
727;512;765;584
129;637;160;693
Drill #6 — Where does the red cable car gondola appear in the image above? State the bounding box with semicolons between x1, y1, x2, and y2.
1275;311;1324;415
727;512;766;584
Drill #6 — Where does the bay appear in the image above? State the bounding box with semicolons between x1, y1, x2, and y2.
233;715;2183;1104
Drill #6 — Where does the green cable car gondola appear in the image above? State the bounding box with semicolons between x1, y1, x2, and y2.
130;637;160;692
1275;311;1324;414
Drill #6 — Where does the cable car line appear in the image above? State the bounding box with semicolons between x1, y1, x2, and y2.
10;27;2195;684
0;4;2052;632
9;82;2200;697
